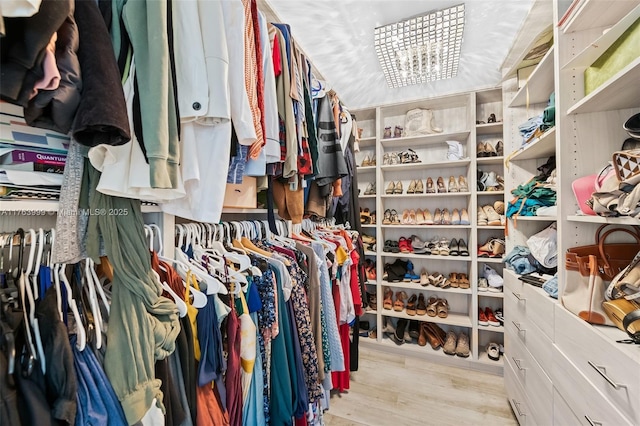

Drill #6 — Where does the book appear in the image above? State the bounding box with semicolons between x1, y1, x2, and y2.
9;149;66;166
0;162;64;174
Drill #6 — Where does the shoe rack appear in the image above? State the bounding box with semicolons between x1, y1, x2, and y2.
353;88;506;375
501;0;640;424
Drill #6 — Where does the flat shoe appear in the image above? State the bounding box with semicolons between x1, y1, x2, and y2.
416;294;427;316
426;296;439;317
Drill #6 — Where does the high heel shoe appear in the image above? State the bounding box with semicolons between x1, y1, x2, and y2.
390;209;400;224
439;237;450;256
406;180;417;194
441;208;451;225
415;179;424;193
433;208;442;225
385;181;396;194
449;239;460;256
364;182;376;195
485;142;497;157
415;208;426;225
460;208;470;225
423;208;434;225
361;154;372;167
394;181;403;194
382;209;392;225
477;142;488;158
448;176;458;192
458;175;469;192
458;238;469;256
451;208;461;225
437;177;447;193
495;140;504;156
426;177;436;194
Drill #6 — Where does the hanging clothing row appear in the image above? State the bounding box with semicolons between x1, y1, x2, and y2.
0;218;368;426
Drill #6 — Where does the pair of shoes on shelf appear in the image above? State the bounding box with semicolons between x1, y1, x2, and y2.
382;209;401;225
406;179;425;194
478;306;501;327
486;342;504;361
382;152;400;165
385;181;403;194
443;331;470;357
477;141;504;157
447;272;470;289
478;238;506;258
360;154;376;167
477;170;505;191
399;149;420;164
383;239;400;253
364;259;377;281
360;208;375;224
363;182;376;195
477;203;504;226
426;297;449;318
405;293;428;316
383;126;404;139
361;234;376;252
419;322;447;349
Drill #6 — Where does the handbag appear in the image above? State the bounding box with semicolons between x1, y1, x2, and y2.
612;149;640;186
572;174;597;215
602;250;640;342
563;225;640;326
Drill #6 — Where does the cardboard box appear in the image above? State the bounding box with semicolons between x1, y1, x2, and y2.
223;177;257;209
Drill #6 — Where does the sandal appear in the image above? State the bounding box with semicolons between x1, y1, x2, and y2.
458;175;469;192
382;209;392;225
437;176;447;193
458;238;469;256
436;299;449;318
428;271;444;286
390;240;400;253
398;237;413;253
390;209;400;224
416;294;427;315
428;236;440;255
438;237;450;256
407;148;421;163
394;291;408;312
449;273;459;288
383;287;393;310
361;154;372;167
360;208;371;224
426;296;439;317
383;240;394;252
492;239;505;258
449;238;459;256
426;177;436;194
406;294;418;316
458;273;470;289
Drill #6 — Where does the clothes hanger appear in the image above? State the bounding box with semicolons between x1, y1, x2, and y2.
22;229;45;373
56;261;87;351
87;258;110;316
48;230;63;320
84;259;103;350
30;228;44;299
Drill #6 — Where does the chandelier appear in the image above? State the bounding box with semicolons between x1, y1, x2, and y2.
375;4;465;88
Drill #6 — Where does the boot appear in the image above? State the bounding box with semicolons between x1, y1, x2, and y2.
427;109;443;133
392;319;408;345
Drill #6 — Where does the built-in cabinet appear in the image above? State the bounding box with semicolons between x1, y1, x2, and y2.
502;0;640;423
354;89;507;374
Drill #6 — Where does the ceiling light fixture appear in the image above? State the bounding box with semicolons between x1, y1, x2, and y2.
374;4;465;88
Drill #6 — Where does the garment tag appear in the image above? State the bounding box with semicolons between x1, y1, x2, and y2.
289;176;298;191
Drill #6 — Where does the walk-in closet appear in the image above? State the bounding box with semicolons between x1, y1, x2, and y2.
1;0;639;425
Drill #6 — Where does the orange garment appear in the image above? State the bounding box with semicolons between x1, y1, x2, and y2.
196;384;230;426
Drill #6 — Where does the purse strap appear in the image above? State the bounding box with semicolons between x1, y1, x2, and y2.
595;224;640;245
618;309;640;344
598;228;640;275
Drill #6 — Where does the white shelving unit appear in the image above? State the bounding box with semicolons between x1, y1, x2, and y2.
353;88;505;374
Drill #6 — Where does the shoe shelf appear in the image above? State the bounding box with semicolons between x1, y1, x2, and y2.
478;225;506;230
478;291;505;299
478;324;505;333
564;4;640;70
381;280;473;295
358;136;377;148
364;337;473;363
477;191;505;196
478;257;505;264
476;122;503;135
561;0;639;34
364;251;377;257
508;46;555;108
566;214;640;225
510;215;556;222
359;194;376;199
476;156;505;165
382;252;472;262
380;224;472;229
380;192;472;198
362;224;376;229
379;131;471;148
567;56;640;114
508;127;556;161
380;159;470;171
382;309;473;328
356;166;376;173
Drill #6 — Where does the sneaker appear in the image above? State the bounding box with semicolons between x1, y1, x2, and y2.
443;331;457;355
483;264;504;289
478;308;489;326
494;308;504;325
478;277;489;292
487;342;501;361
485;307;500;327
455;332;470;357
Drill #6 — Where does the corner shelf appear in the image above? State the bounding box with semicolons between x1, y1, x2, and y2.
382;309;473;328
476;156;505;165
381;280;473;295
476;122;504;135
478;257;505;264
561;0;639;34
508;127;556;161
356;166;376;173
508;47;555;108
478;291;505;299
358;136;377;148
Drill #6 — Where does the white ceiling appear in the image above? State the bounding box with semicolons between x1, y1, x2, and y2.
265;0;535;109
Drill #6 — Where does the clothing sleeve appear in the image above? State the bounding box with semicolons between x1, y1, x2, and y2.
220;0;257;145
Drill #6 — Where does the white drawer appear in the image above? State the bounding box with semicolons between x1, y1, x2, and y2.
506;329;553;426
554;305;640;423
551;344;633;426
522;283;554;339
505;357;532;426
553;389;581;426
505;307;553;374
505;278;527;323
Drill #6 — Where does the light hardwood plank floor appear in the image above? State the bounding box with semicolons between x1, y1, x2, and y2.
324;346;517;426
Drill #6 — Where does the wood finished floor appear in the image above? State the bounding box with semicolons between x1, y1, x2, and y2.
324;346;517;426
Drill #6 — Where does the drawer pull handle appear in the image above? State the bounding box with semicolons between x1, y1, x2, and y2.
588;361;627;390
585;415;602;426
512;321;526;333
512;292;526;302
512;357;526;371
511;399;526;417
